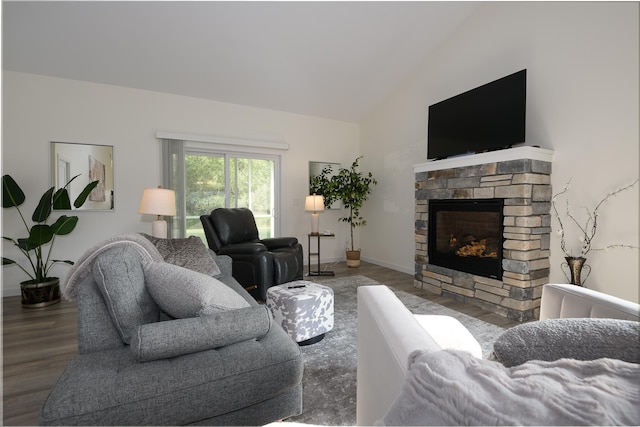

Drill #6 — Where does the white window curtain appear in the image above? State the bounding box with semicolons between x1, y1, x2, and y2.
161;138;186;238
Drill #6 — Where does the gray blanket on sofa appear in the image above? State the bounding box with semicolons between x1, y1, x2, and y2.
61;233;163;300
379;349;640;426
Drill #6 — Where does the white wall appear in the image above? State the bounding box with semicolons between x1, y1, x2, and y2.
2;71;359;296
3;2;638;303
360;2;639;302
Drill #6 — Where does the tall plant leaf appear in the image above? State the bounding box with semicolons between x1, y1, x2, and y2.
52;188;72;210
32;187;55;223
73;181;99;208
2;175;25;208
27;224;54;246
50;215;78;235
64;174;81;188
17;237;38;251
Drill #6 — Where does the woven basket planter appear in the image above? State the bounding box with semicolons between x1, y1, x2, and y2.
346;250;361;268
20;278;61;308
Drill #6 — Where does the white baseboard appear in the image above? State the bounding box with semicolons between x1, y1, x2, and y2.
304;255;414;276
3;288;21;298
360;255;414;275
303;256;343;267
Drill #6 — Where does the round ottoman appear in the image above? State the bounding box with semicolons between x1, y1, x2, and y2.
266;280;334;345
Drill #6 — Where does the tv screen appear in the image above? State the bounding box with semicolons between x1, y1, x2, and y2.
427;69;526;160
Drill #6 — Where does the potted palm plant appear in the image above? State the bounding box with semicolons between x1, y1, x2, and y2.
2;174;98;307
311;156;377;267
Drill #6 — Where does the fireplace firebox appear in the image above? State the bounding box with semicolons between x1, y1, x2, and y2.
428;199;504;280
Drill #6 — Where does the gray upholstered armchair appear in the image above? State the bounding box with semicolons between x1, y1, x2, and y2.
200;208;304;300
40;234;303;426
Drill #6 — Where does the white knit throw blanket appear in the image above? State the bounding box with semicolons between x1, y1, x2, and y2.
62;233;163;301
379;349;640;426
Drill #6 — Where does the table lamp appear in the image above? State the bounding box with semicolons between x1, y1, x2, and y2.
305;194;325;235
138;186;177;238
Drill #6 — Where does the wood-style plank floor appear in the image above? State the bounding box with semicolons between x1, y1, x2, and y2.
2;261;518;425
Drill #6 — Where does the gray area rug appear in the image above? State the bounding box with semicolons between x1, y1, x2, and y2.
284;275;506;426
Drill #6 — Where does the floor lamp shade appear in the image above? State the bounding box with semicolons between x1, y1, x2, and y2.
305;194;325;235
138;187;177;238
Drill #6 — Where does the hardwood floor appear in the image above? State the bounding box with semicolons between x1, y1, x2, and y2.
3;295;78;425
2;261;518;425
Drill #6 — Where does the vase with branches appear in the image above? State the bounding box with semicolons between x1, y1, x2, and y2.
551;178;638;285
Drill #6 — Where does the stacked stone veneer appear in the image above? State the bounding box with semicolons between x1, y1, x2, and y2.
415;158;552;322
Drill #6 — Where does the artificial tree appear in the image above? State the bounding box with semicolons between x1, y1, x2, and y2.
310;156;377;267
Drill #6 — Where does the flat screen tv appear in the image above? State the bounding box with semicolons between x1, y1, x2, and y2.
427;69;526;160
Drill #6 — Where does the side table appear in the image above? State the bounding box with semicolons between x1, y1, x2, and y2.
307;233;335;276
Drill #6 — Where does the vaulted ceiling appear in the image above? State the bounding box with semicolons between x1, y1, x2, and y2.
3;1;479;122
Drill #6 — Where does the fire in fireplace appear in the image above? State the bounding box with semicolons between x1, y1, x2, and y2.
428;199;504;280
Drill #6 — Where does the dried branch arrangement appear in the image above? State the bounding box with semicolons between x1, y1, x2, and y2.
551;178;639;258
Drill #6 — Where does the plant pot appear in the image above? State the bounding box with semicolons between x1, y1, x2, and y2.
346;250;361;268
20;278;61;308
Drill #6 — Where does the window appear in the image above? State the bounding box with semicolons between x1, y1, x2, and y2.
159;133;287;240
185;152;276;241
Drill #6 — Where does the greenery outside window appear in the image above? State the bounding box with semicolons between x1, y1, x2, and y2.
160;136;284;240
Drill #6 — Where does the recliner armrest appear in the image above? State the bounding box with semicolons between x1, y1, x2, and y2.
261;237;299;250
218;242;268;254
130;305;272;362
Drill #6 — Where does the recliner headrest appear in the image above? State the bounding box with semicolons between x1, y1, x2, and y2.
210;208;260;245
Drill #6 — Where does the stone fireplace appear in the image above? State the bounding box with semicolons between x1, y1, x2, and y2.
414;147;554;321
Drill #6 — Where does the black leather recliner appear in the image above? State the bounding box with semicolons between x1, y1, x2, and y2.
200;208;304;300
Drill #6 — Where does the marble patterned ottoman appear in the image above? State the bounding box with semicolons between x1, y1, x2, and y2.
266;280;334;345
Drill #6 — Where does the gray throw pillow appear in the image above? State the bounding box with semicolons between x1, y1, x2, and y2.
491;318;640;367
130;305;272;362
92;245;160;344
143;261;250;318
141;234;221;276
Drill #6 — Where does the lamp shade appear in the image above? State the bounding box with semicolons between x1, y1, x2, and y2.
305;194;325;213
138;187;177;216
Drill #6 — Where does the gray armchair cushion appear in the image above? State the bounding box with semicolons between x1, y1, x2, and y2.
41;326;304;426
92;246;160;344
130;305;272;362
491;318;640;367
143;261;250;318
142;234;221;276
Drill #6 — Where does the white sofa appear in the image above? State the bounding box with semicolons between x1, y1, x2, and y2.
356;283;640;426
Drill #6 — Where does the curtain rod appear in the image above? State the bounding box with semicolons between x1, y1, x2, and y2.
156;131;289;151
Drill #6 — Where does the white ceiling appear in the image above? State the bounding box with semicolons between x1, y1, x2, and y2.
3;1;480;122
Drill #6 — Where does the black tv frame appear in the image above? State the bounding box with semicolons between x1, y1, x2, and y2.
427;69;526;160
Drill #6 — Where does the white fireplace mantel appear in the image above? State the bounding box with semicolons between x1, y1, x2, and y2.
414;146;554;173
